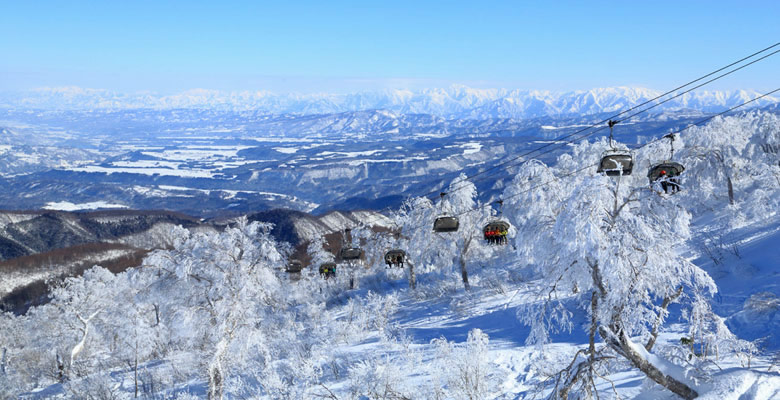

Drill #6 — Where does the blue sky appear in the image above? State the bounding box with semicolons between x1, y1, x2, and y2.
0;0;778;93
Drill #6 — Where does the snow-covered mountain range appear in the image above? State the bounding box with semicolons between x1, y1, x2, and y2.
2;86;775;119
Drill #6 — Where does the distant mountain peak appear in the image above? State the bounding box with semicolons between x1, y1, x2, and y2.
1;86;775;119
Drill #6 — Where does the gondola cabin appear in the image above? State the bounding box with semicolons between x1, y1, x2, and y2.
433;216;459;232
319;262;336;278
483;220;510;245
384;249;406;267
597;151;634;176
339;247;363;261
647;162;685;193
286;260;303;273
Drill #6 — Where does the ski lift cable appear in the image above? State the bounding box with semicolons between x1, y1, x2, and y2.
440;47;780;195
614;50;780;125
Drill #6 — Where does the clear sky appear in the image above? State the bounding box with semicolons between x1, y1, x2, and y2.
1;0;778;94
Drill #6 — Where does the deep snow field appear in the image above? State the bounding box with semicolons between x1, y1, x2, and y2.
1;111;779;399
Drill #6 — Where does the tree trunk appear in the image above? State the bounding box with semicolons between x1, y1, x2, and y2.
408;262;416;290
459;257;470;291
460;237;472;291
70;310;100;370
153;303;160;327
349;261;357;289
0;347;6;375
603;328;698;399
70;323;90;369
727;176;734;205
134;343;139;398
56;352;66;383
208;362;224;400
589;292;598;362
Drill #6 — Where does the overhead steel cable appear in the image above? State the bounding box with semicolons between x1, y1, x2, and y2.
417;43;780;202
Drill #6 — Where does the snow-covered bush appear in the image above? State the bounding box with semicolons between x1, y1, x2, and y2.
430;328;500;400
347;356;413;400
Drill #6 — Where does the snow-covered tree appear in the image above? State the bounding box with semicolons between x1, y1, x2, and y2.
142;218;285;399
104;269;168;398
508;153;717;398
397;174;493;291
47;267;118;379
678;112;780;224
430;328;501;399
307;234;334;269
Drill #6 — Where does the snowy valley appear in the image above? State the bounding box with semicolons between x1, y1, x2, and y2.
0;92;762;216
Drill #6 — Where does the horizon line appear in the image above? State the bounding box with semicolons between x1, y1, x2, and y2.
1;84;769;97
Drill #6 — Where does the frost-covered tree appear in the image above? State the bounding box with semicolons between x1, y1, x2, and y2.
429;328;501;400
143;218;285;399
508;155;717;399
307;234;335;270
46;267;118;379
677;112;780;224
396;174;493;291
394;196;437;291
103;270;168;398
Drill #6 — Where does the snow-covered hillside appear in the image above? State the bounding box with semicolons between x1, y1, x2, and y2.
0;112;778;399
2;86;775;119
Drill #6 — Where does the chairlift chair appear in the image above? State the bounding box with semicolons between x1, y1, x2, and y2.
339;247;363;261
433;192;460;232
384;249;406;267
286;260;303;273
648;134;685;194
647;162;685;193
597;120;634;176
433;216;459;232
483;220;510;245
319;262;336;278
597;150;634;176
337;228;363;261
